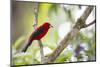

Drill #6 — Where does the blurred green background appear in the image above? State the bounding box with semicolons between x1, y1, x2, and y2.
11;1;96;65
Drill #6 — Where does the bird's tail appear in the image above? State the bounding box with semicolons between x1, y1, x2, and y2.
22;41;32;52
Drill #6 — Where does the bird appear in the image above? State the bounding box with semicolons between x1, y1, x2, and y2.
22;22;53;52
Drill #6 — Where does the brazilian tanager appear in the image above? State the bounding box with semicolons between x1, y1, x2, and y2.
22;22;53;52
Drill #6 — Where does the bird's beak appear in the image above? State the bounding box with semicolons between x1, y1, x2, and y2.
50;25;53;28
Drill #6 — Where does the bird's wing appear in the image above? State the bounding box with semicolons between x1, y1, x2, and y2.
31;27;45;38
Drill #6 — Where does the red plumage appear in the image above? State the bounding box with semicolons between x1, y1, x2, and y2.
22;22;52;52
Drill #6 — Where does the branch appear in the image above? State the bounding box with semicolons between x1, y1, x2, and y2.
82;19;96;28
80;6;94;21
38;40;45;63
33;2;38;30
43;6;94;63
33;3;45;64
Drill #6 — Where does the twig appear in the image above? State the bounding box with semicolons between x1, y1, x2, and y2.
33;3;45;63
82;19;96;28
43;6;94;63
38;40;45;63
33;2;38;30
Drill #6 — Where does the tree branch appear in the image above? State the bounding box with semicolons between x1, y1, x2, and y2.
38;40;45;63
82;19;96;28
33;2;38;30
43;6;94;63
33;3;45;64
80;6;94;21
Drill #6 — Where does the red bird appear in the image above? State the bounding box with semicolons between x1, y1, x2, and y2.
22;22;53;52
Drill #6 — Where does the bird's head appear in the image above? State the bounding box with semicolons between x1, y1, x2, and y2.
43;22;53;29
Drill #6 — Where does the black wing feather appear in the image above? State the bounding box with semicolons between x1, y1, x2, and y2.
31;27;45;37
